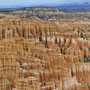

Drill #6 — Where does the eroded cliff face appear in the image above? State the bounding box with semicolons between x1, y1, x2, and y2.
0;17;90;90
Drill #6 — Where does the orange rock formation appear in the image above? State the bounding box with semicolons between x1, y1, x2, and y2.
0;16;89;90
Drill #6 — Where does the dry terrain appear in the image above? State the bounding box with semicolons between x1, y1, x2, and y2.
0;13;89;90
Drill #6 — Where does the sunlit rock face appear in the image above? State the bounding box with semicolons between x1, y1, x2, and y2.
0;16;90;90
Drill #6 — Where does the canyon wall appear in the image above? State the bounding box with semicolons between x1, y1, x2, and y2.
0;18;89;90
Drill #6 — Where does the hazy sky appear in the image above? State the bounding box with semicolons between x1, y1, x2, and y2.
0;0;90;7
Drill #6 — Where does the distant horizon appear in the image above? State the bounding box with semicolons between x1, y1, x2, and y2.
0;0;90;8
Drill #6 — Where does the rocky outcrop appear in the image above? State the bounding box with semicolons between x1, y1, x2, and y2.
0;17;89;90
